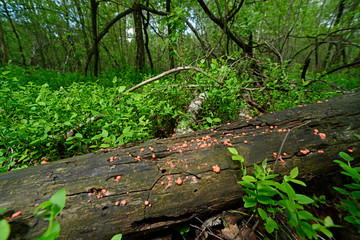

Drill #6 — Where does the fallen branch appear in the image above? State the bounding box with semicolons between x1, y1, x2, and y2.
127;66;221;93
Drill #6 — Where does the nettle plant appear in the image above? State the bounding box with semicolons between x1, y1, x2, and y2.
228;148;337;239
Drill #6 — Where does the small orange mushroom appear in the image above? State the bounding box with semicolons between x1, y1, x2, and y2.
121;200;127;205
11;211;22;218
212;165;221;173
319;133;326;139
175;177;183;185
115;201;120;206
144;200;150;206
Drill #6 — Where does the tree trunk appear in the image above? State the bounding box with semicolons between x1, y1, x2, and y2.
0;20;9;64
1;0;26;66
133;5;145;72
90;0;99;76
166;0;174;69
1;93;360;240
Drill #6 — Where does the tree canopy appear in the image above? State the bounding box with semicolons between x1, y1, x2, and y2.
0;0;359;76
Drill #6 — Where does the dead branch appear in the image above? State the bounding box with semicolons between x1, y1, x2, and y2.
127;66;221;93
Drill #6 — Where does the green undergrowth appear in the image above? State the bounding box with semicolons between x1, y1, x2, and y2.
0;61;358;172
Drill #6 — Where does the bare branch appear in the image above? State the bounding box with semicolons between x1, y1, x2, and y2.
127;66;221;93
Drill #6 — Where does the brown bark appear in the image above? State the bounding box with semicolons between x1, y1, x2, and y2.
90;0;99;76
1;93;360;240
166;0;174;69
133;4;145;71
0;20;9;64
1;0;26;66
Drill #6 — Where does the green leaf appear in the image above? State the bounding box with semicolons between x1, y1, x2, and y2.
257;195;275;205
298;211;315;220
257;208;268;220
290;167;299;179
232;155;244;162
238;181;255;189
289;179;306;186
344;183;360;189
351;191;360;199
339;151;354;162
264;218;278;233
242;175;257;182
36;220;60;240
0;208;6;215
333;187;349;196
0;219;10;240
111;234;123;240
296;194;314;204
324;216;334;227
49;189;66;217
243;196;257;208
312;223;333;238
228;147;238;155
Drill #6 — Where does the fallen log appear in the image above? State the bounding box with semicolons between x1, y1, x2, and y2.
1;93;360;240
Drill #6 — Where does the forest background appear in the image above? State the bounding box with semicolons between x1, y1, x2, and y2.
0;0;359;172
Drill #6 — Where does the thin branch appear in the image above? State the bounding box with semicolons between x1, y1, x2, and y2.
127;66;221;92
272;121;311;173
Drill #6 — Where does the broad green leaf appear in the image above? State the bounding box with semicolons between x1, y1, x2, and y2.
101;129;109;138
324;216;334;227
312;224;333;238
296;194;314;204
243;196;257;208
228;148;239;155
0;219;10;240
50;189;66;217
264;218;278;233
238;181;255;189
298;211;315;220
232;155;244;162
351;191;360;199
339;152;354;161
333;187;349;196
228;147;238;156
257;195;275;205
111;234;123;240
257;208;268;220
242;175;257;182
290;167;299;179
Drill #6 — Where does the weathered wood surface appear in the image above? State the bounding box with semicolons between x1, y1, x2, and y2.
1;93;360;240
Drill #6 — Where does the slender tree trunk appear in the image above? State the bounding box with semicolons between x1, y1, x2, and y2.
90;0;99;76
133;4;145;71
0;21;9;64
74;0;90;72
1;0;26;66
166;0;174;69
143;0;153;71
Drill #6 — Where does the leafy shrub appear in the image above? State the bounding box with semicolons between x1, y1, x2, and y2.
333;135;360;232
229;148;337;239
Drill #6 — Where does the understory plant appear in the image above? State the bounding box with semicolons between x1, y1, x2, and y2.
228;148;337;239
0;189;66;240
333;134;360;232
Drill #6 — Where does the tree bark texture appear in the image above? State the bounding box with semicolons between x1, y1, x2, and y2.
1;93;360;239
133;5;145;71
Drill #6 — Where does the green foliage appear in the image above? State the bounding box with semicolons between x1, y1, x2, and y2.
0;190;66;240
110;234;123;240
333;141;360;232
34;189;66;240
0;208;10;240
228;149;337;239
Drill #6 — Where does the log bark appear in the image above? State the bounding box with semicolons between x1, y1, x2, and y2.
1;93;360;240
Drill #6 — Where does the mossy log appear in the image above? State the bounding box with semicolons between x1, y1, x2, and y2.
1;93;360;240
